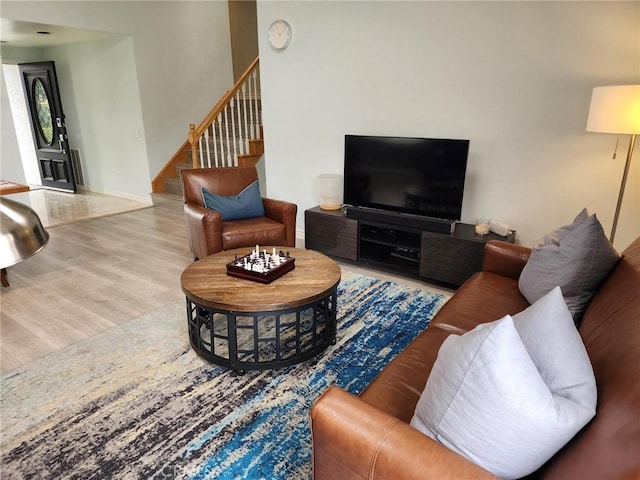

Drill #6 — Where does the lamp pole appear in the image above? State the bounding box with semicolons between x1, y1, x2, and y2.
610;133;636;244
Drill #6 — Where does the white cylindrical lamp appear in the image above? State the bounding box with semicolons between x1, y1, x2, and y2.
317;174;343;210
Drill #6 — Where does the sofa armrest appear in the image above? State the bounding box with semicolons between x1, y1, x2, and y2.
184;202;222;259
311;386;497;480
262;198;297;247
482;240;531;280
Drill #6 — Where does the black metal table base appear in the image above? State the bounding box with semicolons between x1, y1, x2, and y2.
186;287;338;372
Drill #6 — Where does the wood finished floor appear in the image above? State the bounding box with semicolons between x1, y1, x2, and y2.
0;206;193;373
0;204;452;374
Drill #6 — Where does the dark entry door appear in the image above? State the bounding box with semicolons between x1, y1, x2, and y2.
19;61;76;193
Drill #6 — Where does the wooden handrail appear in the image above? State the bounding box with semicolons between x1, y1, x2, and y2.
193;57;258;140
189;58;260;168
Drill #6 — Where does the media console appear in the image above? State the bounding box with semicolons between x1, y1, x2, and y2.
345;206;455;234
305;206;516;288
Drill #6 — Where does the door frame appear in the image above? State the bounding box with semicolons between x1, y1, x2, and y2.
19;61;76;192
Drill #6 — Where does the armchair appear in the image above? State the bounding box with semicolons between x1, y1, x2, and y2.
181;167;297;260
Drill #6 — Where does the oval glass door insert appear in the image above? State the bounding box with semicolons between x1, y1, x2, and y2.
33;78;54;145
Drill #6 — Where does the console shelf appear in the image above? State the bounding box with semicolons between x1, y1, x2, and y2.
305;206;515;288
358;222;422;274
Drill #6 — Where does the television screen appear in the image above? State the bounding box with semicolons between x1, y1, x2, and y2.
343;135;469;221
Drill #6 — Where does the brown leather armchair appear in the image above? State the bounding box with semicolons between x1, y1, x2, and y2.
181;167;297;260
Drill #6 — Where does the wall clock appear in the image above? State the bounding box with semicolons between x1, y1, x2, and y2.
268;20;292;51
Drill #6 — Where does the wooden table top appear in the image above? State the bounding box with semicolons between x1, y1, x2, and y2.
180;247;341;312
0;181;30;196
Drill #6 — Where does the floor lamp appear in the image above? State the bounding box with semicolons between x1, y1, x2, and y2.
586;85;640;244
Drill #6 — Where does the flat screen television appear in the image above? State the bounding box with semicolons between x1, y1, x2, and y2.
343;134;470;221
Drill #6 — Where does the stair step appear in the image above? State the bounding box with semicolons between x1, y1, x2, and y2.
151;192;183;212
164;177;183;195
249;138;264;155
175;163;193;176
238;154;263;168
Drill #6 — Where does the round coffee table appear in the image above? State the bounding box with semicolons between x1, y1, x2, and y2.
180;247;341;373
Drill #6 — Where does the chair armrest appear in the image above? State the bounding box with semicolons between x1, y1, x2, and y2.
262;198;297;247
310;386;497;480
482;240;531;279
184;203;222;259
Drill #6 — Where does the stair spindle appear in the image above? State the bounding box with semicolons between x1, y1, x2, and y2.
242;85;249;154
230;97;238;167
236;91;245;156
204;127;211;168
211;119;219;168
252;71;259;137
249;72;256;139
217;113;224;168
224;106;231;167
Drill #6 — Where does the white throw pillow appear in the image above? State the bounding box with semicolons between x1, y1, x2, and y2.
410;287;596;479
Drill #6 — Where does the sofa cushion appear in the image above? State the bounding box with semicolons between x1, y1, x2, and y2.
430;271;529;335
410;287;597;479
518;208;619;323
201;181;265;221
221;217;287;250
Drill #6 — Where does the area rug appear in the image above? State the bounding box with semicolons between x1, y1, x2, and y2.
0;273;449;479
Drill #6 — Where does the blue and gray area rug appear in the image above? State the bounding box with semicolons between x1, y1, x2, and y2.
1;273;448;479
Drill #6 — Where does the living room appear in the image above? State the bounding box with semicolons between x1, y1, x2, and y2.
1;1;639;478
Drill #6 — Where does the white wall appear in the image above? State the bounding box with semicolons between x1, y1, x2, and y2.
1;65;27;184
257;1;640;250
1;47;44;185
1;1;233;199
45;36;151;198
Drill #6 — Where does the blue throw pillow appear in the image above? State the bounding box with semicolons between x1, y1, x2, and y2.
201;181;265;221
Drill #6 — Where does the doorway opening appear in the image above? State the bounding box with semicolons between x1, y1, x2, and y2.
2;63;41;187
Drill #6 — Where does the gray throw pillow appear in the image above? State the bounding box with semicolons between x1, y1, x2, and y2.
409;287;596;479
518;208;619;323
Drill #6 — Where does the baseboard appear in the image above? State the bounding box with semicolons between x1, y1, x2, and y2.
81;186;153;205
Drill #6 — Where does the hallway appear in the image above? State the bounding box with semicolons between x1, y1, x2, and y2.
2;188;152;228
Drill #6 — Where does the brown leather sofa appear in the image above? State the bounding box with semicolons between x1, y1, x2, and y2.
311;237;640;479
181;167;297;260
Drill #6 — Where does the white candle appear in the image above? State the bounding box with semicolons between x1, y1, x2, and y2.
475;220;490;235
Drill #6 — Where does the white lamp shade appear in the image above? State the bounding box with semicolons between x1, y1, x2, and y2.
586;85;640;134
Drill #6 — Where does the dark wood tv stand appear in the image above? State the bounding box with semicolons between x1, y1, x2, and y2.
304;206;516;288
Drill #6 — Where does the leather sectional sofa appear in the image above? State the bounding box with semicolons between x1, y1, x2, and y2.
311;237;640;479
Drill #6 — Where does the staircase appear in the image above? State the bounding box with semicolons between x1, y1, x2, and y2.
151;58;262;211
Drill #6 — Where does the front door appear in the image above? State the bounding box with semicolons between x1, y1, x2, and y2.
19;61;76;193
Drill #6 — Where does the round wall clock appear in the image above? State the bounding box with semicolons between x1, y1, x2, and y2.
268;20;292;51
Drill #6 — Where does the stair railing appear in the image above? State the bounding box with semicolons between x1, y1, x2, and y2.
188;58;261;169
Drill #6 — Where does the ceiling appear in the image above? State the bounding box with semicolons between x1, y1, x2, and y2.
0;19;114;47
